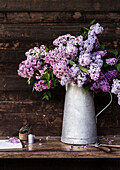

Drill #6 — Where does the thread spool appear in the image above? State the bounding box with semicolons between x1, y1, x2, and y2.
28;134;34;144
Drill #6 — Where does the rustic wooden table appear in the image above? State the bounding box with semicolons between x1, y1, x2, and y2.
0;136;120;158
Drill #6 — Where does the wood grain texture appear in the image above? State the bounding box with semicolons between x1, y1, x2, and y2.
0;0;120;12
0;23;120;42
0;12;120;24
0;136;120;158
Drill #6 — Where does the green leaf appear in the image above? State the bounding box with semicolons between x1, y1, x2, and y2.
82;27;89;31
45;47;49;52
47;91;51;98
69;60;75;65
103;62;109;68
38;54;44;58
42;72;50;81
89;19;96;26
83;84;91;92
115;63;120;72
27;77;34;85
46;81;50;88
42;95;49;100
100;44;105;51
110;50;118;57
32;86;35;92
78;64;88;73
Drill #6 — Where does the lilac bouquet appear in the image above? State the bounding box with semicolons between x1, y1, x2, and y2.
18;22;120;103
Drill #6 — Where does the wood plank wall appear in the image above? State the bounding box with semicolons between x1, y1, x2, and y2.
0;0;120;136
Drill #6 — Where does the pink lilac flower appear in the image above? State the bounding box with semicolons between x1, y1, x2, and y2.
34;80;50;92
18;61;34;78
106;58;118;66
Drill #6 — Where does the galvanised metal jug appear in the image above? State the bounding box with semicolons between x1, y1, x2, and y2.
61;83;112;145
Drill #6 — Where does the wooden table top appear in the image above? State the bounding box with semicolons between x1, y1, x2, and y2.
0;136;120;158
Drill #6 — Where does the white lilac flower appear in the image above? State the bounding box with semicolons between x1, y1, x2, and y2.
77;71;87;87
90;23;104;35
117;93;120;105
88;63;101;81
66;44;78;56
111;79;120;105
79;53;92;66
111;79;120;95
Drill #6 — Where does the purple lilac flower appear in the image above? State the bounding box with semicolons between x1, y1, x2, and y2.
105;69;119;81
34;80;50;92
61;76;70;86
106;58;118;66
70;64;80;78
91;51;107;67
79;53;92;66
9;137;20;143
88;63;101;81
90;72;110;93
94;50;107;57
99;80;110;92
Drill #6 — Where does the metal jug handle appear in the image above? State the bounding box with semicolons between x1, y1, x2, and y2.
96;92;112;123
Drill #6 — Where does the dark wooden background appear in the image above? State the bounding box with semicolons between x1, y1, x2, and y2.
0;0;120;137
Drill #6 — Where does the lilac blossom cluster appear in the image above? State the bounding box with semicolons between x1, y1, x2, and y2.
52;23;107;87
34;80;50;92
18;45;52;92
111;79;120;105
106;58;118;66
17;23;120;104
